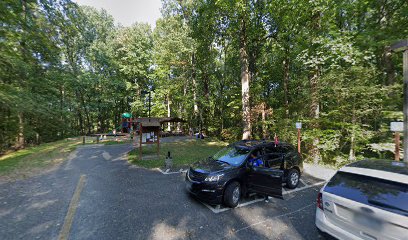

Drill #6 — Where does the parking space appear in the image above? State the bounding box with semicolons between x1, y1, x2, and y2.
194;173;326;214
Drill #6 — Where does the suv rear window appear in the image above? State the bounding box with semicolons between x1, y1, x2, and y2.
324;171;408;216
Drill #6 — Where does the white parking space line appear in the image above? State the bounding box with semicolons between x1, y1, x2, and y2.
201;181;326;214
154;168;187;175
201;197;267;213
102;151;112;160
299;178;307;186
283;181;325;195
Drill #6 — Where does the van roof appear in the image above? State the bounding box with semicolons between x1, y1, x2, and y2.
346;159;408;176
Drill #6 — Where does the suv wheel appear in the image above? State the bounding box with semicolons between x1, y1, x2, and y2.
223;181;241;208
286;169;300;189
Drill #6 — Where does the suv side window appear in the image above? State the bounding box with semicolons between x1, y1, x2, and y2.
263;146;284;169
246;148;264;167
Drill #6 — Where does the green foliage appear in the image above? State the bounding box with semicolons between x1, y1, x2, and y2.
1;0;407;167
0;1;154;152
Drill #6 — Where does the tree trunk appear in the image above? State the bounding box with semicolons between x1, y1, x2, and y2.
348;103;357;161
192;53;199;118
310;64;321;164
220;46;227;132
60;86;65;138
202;71;210;129
77;110;84;135
261;103;267;139
167;94;171;132
283;52;290;118
349;131;356;161
240;17;251;140
384;46;395;85
309;8;322;165
15;0;27;149
15;112;25;149
78;90;91;134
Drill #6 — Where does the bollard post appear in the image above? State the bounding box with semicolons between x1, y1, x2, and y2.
395;132;400;161
165;151;173;169
96;135;99;144
297;128;301;154
296;122;302;154
391;122;403;161
83;136;85;145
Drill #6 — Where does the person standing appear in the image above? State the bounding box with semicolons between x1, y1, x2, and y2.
274;133;279;146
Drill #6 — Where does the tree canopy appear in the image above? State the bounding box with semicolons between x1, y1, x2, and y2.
1;0;407;166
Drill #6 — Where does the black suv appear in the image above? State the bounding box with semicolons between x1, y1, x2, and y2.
185;140;303;208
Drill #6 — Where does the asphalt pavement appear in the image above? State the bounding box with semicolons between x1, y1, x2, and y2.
0;143;329;240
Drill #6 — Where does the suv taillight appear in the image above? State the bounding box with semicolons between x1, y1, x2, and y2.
317;192;323;210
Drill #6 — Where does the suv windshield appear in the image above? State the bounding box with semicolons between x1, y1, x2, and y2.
213;146;251;166
324;171;408;216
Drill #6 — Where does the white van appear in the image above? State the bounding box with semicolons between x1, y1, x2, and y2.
315;159;408;240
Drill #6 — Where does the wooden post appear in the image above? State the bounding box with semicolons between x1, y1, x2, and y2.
139;123;143;161
157;129;160;158
96;135;99;144
83;136;85;145
295;122;302;154
297;128;301;154
395;131;400;161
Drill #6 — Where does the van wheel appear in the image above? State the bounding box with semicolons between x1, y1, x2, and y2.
286;169;300;189
223;182;241;208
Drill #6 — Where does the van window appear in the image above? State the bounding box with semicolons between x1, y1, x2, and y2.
324;171;408;216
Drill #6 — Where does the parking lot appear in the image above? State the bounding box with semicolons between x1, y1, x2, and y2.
0;144;329;240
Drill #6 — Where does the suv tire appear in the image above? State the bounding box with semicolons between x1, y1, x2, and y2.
223;181;241;208
286;169;300;189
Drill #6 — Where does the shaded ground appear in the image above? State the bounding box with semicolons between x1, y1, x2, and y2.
0;143;329;240
0;139;80;183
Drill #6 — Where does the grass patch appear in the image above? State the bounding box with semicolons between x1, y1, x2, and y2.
0;138;81;180
104;140;132;145
128;139;228;169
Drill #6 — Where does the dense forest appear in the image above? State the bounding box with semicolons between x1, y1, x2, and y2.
1;0;407;166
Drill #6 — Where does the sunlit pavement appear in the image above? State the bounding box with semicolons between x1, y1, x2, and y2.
0;144;329;240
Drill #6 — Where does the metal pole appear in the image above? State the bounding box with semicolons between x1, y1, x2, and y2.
404;50;408;162
395;132;400;161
